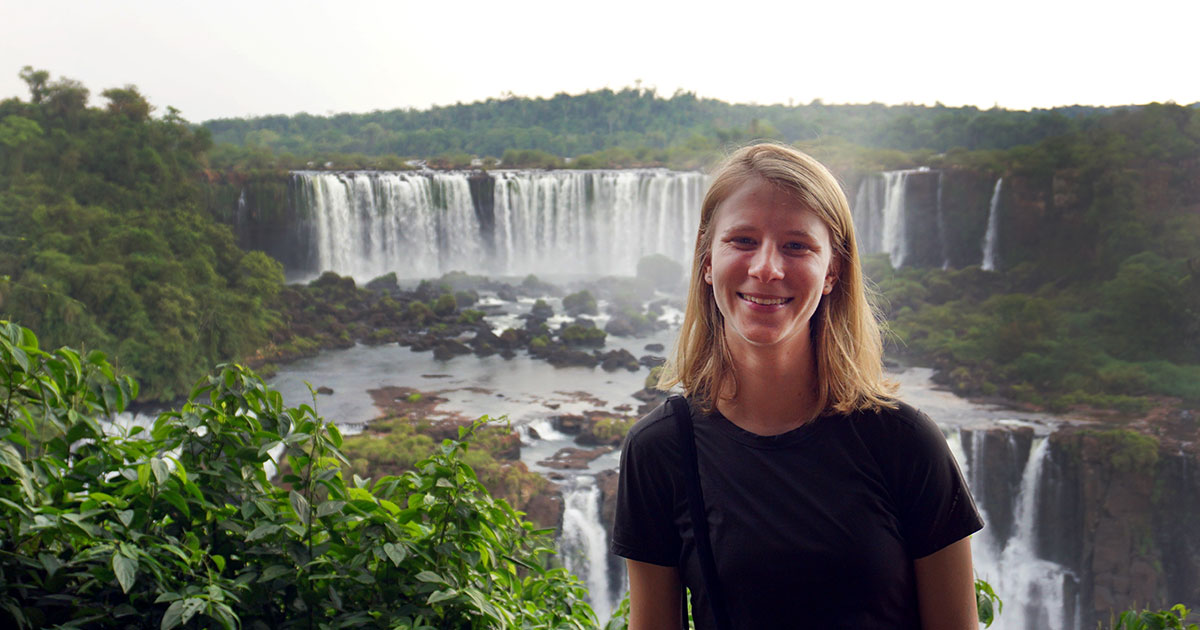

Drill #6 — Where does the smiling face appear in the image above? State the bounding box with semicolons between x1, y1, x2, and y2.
704;176;838;358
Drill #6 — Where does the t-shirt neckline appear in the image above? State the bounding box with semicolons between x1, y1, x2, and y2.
699;405;833;450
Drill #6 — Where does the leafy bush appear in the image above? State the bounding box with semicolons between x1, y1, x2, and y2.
432;293;458;317
560;324;606;347
0;321;595;629
1109;604;1197;630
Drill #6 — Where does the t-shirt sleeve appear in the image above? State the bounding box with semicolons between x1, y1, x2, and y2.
609;414;682;567
885;405;984;559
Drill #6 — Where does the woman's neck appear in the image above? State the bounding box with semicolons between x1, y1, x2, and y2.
716;336;822;436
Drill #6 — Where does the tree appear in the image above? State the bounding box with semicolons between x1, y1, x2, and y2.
101;85;153;122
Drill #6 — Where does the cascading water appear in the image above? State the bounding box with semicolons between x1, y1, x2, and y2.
852;170;918;268
966;433;1078;630
936;171;951;269
981;178;1003;271
559;476;615;623
290;170;706;281
880;171;910;268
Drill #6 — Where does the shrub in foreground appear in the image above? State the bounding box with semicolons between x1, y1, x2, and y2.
0;320;594;629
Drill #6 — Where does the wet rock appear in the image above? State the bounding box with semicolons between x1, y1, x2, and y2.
545;345;599;368
469;329;503;357
644;343;665;352
521;482;564;530
432;339;472;361
537;446;614;470
598;348;639;372
552;414;586;434
365;272;399;293
496;285;518;302
530;299;554;319
498;328;527;348
639;354;665;368
316;386;334;395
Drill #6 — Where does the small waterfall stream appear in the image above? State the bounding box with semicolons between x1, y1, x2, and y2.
981;178;1003;271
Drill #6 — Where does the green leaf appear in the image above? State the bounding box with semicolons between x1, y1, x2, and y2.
259;564;291;582
113;551;137;593
246;523;281;542
181;596;204;624
427;589;457;604
316;500;345;518
383;542;407;566
117;510;134;527
289;490;310;526
160;490;190;518
161;600;184;630
0;441;35;501
415;570;443;584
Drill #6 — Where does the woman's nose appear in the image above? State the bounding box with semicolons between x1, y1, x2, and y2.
748;245;784;282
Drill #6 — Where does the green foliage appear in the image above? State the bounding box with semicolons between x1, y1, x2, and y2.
560;324;606;347
406;301;434;326
975;577;1002;627
1110;604;1197;630
876;254;1199;411
201;85;1165;169
0;69;276;402
590;416;635;444
0;321;595;629
457;309;485;325
531;299;554;319
432;293;458;317
562;290;599;316
1080;429;1160;473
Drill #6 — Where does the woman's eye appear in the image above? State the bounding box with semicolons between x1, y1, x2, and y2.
785;242;811;251
732;237;756;246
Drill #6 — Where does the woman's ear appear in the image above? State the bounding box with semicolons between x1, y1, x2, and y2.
822;258;840;295
704;264;713;285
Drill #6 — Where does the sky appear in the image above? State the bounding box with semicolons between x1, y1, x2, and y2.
2;0;1197;123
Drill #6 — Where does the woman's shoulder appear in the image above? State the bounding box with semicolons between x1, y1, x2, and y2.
838;399;944;448
624;396;685;450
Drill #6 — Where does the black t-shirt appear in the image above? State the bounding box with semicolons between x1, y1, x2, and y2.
610;398;983;630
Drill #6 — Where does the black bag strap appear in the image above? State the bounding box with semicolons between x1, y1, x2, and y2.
669;394;733;630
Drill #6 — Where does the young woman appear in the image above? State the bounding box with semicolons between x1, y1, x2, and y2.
611;143;983;630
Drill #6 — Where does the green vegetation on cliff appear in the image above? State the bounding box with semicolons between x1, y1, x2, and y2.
0;68;281;401
202;86;1146;169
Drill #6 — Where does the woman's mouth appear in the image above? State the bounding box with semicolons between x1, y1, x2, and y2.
738;293;792;306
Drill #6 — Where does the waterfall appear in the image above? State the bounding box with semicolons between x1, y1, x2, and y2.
935;172;950;269
559;476;614;622
289;169;706;281
851;170;919;269
968;435;1077;630
981;178;1003;271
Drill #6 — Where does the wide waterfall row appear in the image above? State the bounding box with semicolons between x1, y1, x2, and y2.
287;170;706;281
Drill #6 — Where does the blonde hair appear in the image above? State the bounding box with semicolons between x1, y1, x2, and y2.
658;142;895;414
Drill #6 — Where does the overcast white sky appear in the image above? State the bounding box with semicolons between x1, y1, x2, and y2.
2;0;1197;123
